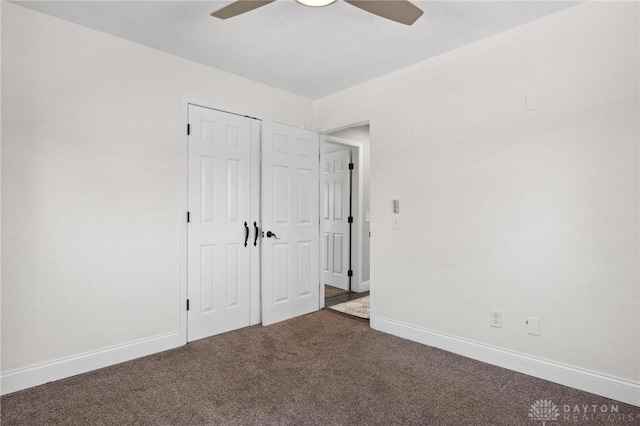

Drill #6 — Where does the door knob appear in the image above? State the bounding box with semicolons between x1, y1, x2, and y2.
266;231;280;240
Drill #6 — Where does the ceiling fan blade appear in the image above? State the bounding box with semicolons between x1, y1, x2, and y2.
211;0;276;20
344;0;423;25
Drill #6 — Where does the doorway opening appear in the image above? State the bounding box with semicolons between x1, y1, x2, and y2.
321;124;371;318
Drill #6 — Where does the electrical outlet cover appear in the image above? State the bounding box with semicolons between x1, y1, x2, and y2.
527;316;540;336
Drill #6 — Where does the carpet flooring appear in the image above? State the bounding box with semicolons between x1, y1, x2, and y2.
2;311;639;425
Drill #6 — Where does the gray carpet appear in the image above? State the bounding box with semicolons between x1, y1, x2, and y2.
2;311;639;425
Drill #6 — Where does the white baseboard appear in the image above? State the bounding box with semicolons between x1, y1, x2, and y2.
1;331;184;395
374;316;640;407
353;280;370;293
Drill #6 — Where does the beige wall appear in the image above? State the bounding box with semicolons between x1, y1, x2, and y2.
1;3;313;372
316;2;639;382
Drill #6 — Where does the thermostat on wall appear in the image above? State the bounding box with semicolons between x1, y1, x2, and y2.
392;199;400;214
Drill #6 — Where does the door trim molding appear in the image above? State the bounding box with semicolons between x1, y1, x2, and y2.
319;120;374;326
322;136;365;295
180;96;303;129
180;97;190;345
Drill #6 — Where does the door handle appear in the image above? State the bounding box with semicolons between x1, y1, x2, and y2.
253;222;259;246
266;231;280;240
244;221;249;247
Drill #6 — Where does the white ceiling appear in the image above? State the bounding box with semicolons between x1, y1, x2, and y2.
14;1;579;99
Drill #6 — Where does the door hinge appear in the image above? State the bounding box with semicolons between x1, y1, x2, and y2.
349;163;354;170
187;211;190;223
186;299;190;311
347;270;353;277
187;123;191;135
348;216;354;223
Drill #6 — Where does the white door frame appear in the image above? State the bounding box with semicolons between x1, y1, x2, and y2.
320;136;364;309
319;121;374;326
179;97;262;345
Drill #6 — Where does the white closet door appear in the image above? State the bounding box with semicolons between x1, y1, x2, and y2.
261;121;320;326
187;105;252;341
322;149;351;290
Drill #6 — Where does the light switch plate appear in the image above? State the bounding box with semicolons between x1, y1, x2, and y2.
392;218;400;230
525;91;538;111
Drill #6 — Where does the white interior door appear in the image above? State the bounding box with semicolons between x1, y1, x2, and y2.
322;149;351;290
187;105;253;341
261;121;320;326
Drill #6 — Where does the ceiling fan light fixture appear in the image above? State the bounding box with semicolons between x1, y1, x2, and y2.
211;0;423;26
295;0;336;7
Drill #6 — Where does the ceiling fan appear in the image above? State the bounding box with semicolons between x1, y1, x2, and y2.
211;0;424;26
